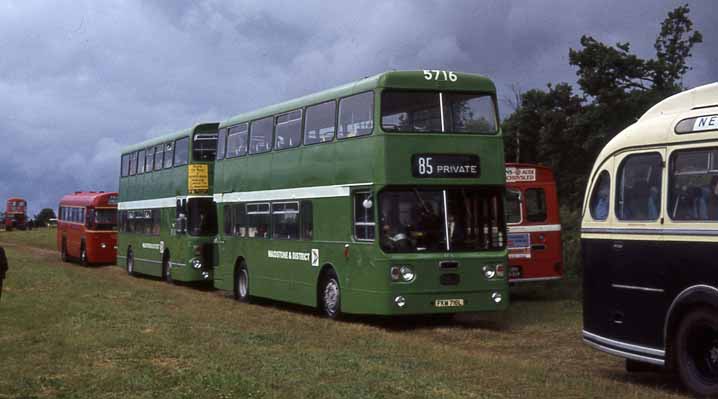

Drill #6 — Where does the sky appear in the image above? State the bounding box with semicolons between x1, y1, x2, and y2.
0;0;716;216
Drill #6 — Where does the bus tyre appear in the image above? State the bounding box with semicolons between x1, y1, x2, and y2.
60;240;68;262
675;307;718;396
126;249;135;276
162;253;173;284
234;262;251;303
320;270;341;319
79;243;88;267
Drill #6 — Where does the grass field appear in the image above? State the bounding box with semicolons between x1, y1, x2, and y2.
0;228;691;398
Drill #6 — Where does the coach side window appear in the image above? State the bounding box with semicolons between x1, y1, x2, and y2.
338;91;374;139
249;117;274;154
174;137;189;166
275;110;302;150
304;100;336;145
590;171;611;220
668;148;718;220
164;142;174;169
121;154;130;177
272;202;300;239
227;123;248;158
616;153;663;221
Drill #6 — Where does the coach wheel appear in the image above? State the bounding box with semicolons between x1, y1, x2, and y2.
162;252;173;283
60;240;68;262
234;262;251;303
320;269;341;319
80;243;88;267
126;249;135;276
676;307;718;396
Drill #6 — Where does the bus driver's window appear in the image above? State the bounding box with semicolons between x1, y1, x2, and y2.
590;171;610;221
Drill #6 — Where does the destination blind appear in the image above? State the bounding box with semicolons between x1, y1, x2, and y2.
412;154;480;178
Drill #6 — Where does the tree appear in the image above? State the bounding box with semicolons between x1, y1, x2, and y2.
34;208;56;227
503;4;702;209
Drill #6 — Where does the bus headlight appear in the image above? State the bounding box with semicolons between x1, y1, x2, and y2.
390;266;415;282
491;292;503;303
100;243;107;249
191;258;203;269
482;265;496;279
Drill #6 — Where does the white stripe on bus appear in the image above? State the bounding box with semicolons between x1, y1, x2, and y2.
118;195;213;210
214;182;373;203
507;224;561;233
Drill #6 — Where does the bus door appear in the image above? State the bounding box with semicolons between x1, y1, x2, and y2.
609;149;667;348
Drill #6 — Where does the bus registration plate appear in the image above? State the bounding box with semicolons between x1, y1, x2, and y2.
434;299;464;308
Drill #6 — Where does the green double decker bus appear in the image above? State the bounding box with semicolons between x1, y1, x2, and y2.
213;70;509;317
117;123;219;282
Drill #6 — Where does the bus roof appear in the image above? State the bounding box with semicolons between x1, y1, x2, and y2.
596;83;718;162
59;191;118;207
219;70;497;129
120;122;219;155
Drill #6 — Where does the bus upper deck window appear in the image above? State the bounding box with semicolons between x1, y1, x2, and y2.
174;137;189;166
338;92;374;139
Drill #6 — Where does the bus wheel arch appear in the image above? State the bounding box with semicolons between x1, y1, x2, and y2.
233;257;250;302
317;264;341;319
665;286;718;370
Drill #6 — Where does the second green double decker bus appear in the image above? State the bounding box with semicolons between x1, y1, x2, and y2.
117;123;219;282
213;70;509;317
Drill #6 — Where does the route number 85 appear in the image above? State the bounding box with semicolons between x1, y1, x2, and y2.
418;157;434;175
423;70;458;82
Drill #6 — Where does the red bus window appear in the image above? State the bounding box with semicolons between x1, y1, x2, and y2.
505;189;522;224
525;188;547;222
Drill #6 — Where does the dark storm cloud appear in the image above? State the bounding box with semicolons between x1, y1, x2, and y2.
0;0;715;215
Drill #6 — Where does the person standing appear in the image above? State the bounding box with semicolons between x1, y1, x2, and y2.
0;246;7;302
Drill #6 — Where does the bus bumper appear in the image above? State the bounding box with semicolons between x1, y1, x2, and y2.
343;287;509;315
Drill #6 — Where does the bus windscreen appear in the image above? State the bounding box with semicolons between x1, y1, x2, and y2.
381;91;497;134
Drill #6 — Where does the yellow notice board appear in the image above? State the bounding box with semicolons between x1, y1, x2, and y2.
188;164;209;194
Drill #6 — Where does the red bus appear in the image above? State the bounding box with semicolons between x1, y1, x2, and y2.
505;164;563;283
57;191;118;265
4;197;27;230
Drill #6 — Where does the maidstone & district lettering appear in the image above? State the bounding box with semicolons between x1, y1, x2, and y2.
267;250;311;262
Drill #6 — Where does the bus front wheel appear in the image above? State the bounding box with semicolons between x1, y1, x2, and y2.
234;262;251;303
320;270;341;319
676;307;718;396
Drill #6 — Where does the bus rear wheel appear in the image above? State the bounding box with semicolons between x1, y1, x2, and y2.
234;262;251;303
676;307;718;396
320;270;341;319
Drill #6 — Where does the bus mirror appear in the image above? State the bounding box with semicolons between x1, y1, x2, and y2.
362;199;373;209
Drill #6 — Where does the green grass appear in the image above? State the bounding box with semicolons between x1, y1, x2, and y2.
0;229;691;398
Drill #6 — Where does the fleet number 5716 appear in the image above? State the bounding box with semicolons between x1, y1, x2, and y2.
423;70;458;82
